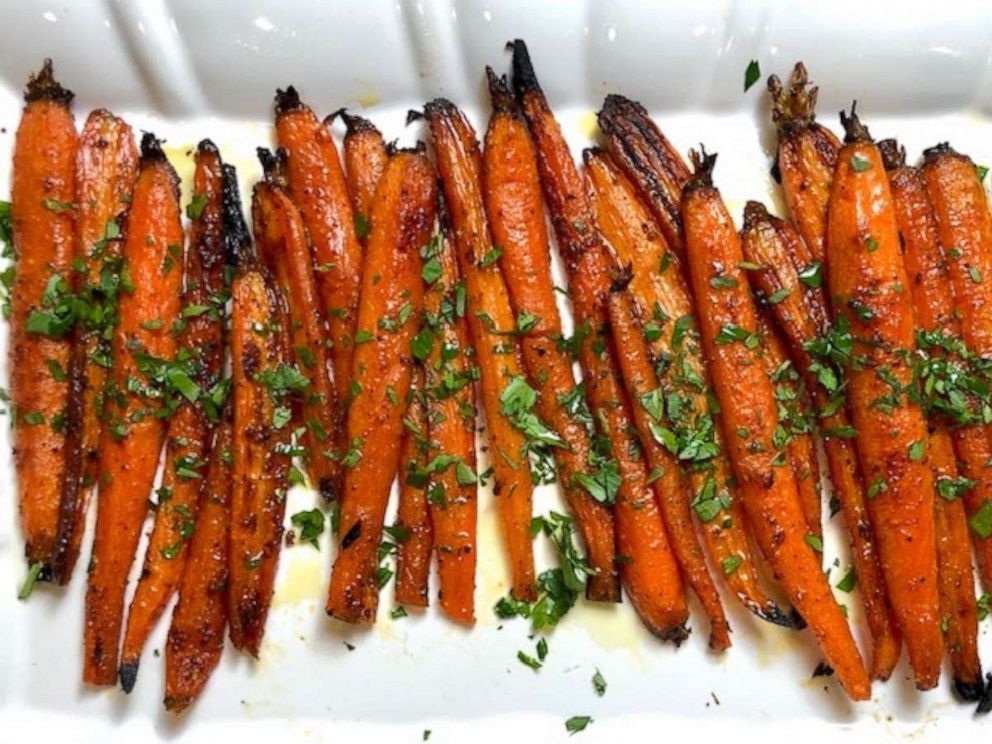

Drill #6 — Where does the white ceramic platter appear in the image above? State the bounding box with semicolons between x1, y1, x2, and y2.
2;1;992;742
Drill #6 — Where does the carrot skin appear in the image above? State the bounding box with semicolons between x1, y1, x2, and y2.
683;155;870;700
325;152;437;623
52;109;137;584
11;61;77;572
118;141;228;691
425;99;538;601
826;123;941;690
83;136;183;685
164;410;232;713
340;112;389;231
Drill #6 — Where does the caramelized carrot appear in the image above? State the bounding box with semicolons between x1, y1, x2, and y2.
83;134;183;685
825;110;941;690
597;94;690;258
424;99;538;601
683;150;869;700
880;140;982;699
339;111;389;232
10;60;77;575
164;407;232;713
740;200;901;680
755;310;822;538
922;143;992;590
421;212;478;625
768;63;841;263
52;109;137;584
394;366;432;608
605;283;728;648
118;141;229;692
253;148;340;498
584;147;794;627
326;152;437;623
228;187;293;657
274;87;362;422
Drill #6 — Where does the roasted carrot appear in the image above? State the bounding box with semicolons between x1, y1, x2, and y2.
922;143;992;590
52;109;137;585
768;63;841;264
83;134;183;685
118;140;229;692
253;148;341;498
275;86;362;421
604;281;727;648
339;111;389;233
326;152;437;623
825;110;942;690
740;199;901;680
683;150;870;700
394;366;432;608
754;310;822;538
227;174;294;657
424;98;539;602
584;146;795;627
880;140;982;699
597;94;690;259
420;211;478;624
164;407;232;713
10;60;77;575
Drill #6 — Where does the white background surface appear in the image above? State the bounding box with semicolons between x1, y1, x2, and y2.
2;1;992;741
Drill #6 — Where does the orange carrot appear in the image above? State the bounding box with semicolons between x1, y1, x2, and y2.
825;110;941;690
420;212;478;624
740;199;901;680
339;111;389;234
52;109;137;584
164;406;232;713
83;134;183;685
424;99;539;601
768;63;841;263
118;141;229;692
253;148;341;498
10;60;77;576
683;150;869;700
326;151;437;623
881;140;982;699
584;146;795;627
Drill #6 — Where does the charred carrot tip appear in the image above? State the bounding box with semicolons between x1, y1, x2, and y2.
659;623;690;647
839;102;872;144
333;108;379;135
509;39;540;95
686;146;717;189
923;141;956;160
139;131;167;161
196;138;220;156
955;676;987;703
977;674;992;714
406;108;425;126
119;660;139;694
222;163;253;267
256;146;289;185
877;138;906;170
608;262;634;293
274;85;303;116
742;199;770;227
24;58;74;105
485;67;515;113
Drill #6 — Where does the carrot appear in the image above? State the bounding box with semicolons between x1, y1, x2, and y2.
253;148;341;498
274;87;362;421
118;141;229;692
10;60;77;576
394;366;432;608
227;178;294;657
604;282;727;648
597;93;690;258
768;63;841;263
740;200;902;679
880;140;982;699
52;109;137;584
825;109;942;690
683;150;870;700
339;111;389;233
420;211;478;625
164;406;232;713
754;310;822;538
325;151;437;623
83;134;183;685
922;143;992;590
424;98;539;602
584;146;795;627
